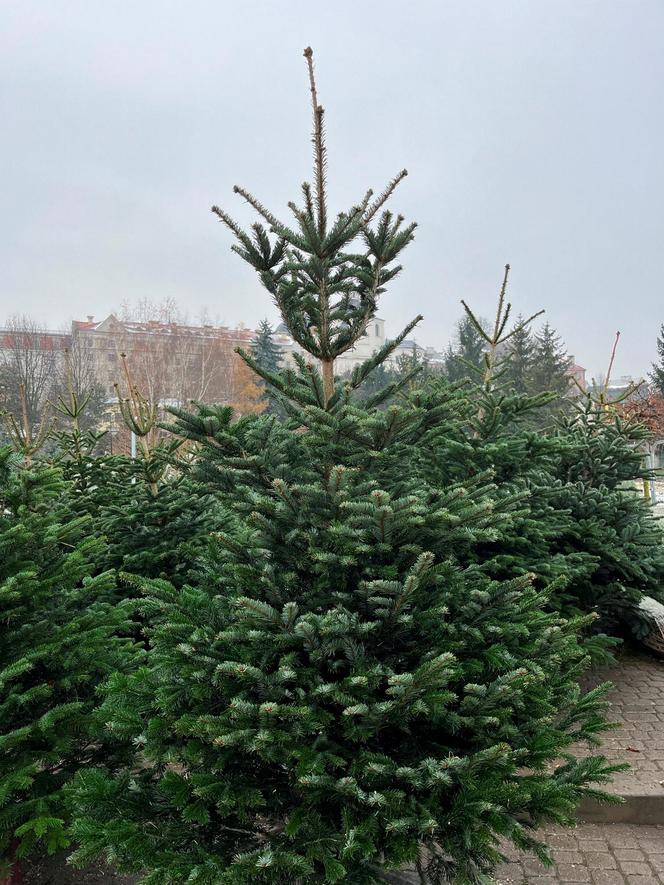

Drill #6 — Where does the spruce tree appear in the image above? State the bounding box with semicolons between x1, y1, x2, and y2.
252;320;282;375
531;323;572;398
442;316;486;382
0;448;138;872
250;320;284;415
504;315;535;394
649;323;664;396
69;49;619;885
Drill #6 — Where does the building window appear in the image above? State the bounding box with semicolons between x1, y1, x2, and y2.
375;323;380;337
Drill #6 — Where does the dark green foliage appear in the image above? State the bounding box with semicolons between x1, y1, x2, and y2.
56;435;217;588
69;399;621;884
503;316;535;394
99;460;217;587
542;407;664;635
410;374;664;643
530;323;572;398
442;316;486;382
251;320;284;414
649;323;664;397
0;448;139;863
68;52;620;885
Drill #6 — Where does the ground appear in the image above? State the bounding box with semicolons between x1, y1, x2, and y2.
21;853;136;885
497;823;664;883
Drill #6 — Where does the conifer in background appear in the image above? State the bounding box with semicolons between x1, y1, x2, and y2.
531;322;572;397
414;284;664;646
51;354;216;588
504;314;535;394
70;49;619;885
649;323;664;397
252;320;282;375
441;315;486;382
0;448;138;874
96;356;217;586
251;319;283;410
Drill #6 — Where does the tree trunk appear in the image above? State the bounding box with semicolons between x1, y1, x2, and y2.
321;358;334;407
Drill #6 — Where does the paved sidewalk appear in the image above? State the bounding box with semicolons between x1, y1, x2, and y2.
494;650;664;883
578;651;664;798
496;823;664;884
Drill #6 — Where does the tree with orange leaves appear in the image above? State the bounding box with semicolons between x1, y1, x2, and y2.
228;350;267;416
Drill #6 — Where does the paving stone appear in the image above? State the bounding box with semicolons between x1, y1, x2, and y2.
617;863;654;876
615;850;647;861
556;863;592;880
495;824;664;884
584;852;617;868
591;873;626;884
574;652;664;799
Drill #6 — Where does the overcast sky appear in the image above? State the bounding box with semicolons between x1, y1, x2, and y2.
2;1;663;378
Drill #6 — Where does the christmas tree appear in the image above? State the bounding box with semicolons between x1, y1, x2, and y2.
411;285;664;648
98;355;218;586
50;353;217;588
69;49;619;884
0;447;138;873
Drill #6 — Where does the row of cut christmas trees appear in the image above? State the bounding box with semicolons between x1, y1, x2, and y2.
3;47;664;885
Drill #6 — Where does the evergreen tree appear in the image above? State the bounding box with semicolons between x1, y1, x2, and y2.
51;356;217;588
251;320;282;414
649;323;664;396
411;300;664;649
504;315;535;394
531;323;572;398
442;316;486;382
0;449;138;872
347;361;398;404
252;320;282;375
69;49;618;885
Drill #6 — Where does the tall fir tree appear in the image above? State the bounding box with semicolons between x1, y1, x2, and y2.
69;49;619;885
649;323;664;396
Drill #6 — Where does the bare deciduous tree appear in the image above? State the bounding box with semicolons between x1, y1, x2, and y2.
0;314;62;429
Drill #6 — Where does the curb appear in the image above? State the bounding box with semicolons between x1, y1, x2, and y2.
580;793;664;825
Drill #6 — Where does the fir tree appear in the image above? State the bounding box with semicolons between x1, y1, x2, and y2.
0;449;138;872
69;49;619;885
411;288;664;649
504;315;535;394
442;316;486;382
50;354;217;588
252;320;282;375
531;323;572;398
649;323;664;397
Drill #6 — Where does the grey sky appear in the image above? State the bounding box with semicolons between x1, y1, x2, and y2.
2;0;663;379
